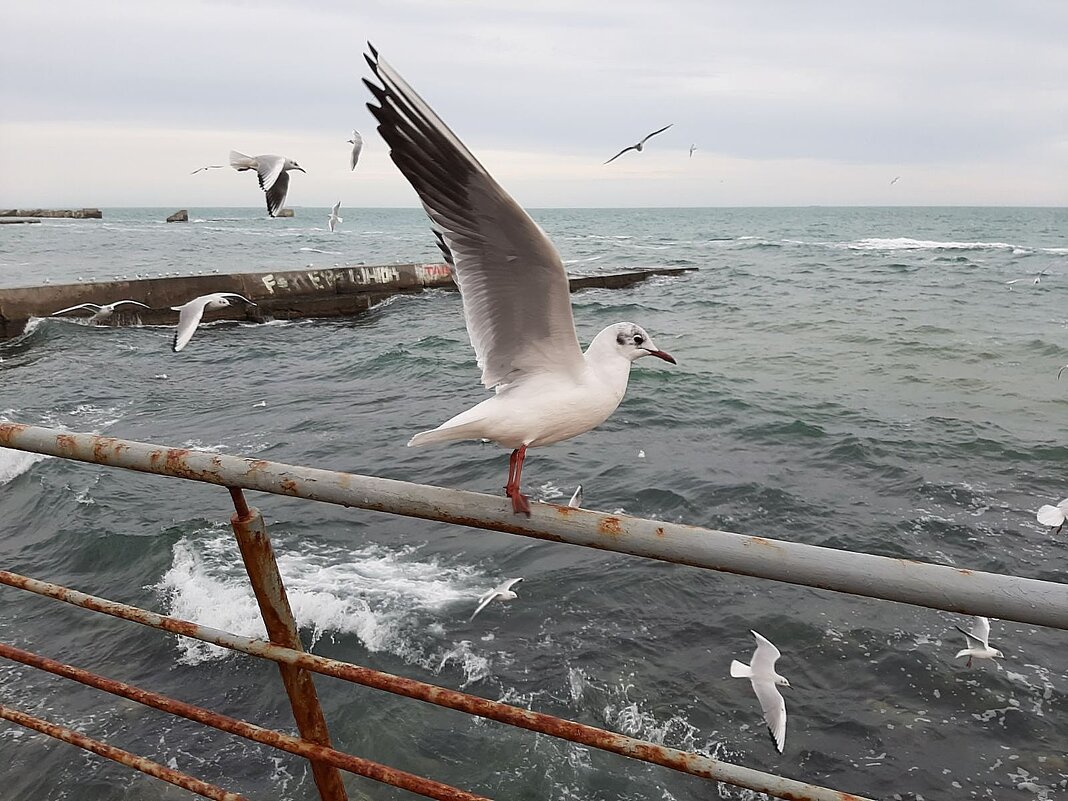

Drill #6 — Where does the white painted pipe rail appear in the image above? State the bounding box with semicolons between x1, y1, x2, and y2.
2;422;1066;629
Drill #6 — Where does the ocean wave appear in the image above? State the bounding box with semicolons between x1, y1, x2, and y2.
155;530;489;682
836;237;1018;251
0;448;48;485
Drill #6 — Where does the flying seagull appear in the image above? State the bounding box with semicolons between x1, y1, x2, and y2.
890;176;901;185
348;130;364;170
171;292;256;352
469;578;523;622
328;201;343;232
1034;269;1049;285
52;300;150;323
603;124;673;164
1058;364;1068;380
1037;497;1068;533
190;165;225;175
229;151;305;217
954;616;1003;667
730;630;791;753
689;144;696;158
363;43;676;515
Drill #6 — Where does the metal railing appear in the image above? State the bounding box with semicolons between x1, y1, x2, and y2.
2;422;1065;801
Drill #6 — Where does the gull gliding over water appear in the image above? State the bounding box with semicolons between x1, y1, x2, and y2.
363;43;676;515
1037;497;1068;533
328;201;343;232
730;630;790;753
603;124;673;164
52;300;150;323
954;616;1003;667
190;165;224;175
171;293;256;352
348;130;364;170
229;151;305;217
469;578;523;622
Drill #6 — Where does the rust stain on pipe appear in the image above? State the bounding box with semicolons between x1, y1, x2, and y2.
0;703;249;801
0;643;492;801
0;569;876;801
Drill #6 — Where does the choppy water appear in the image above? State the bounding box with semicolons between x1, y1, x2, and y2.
1;206;1067;800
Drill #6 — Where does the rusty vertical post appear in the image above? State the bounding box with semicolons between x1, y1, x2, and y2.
227;487;348;801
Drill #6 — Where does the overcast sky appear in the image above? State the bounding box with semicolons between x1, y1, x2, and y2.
2;0;1066;208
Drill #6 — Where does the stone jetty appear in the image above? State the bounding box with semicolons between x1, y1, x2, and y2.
0;264;695;339
0;209;103;219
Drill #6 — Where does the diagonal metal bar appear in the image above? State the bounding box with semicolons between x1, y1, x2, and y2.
1;423;1065;629
0;642;491;801
226;489;347;801
0;704;249;801
0;569;876;801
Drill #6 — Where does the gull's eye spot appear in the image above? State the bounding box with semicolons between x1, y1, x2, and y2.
616;333;627;345
633;334;645;346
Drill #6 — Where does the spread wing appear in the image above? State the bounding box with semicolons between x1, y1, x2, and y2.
263;169;290;217
173;299;209;352
111;300;150;310
469;592;498;622
604;144;638;164
363;44;584;389
52;303;101;315
639;123;673;145
349;131;364;170
752;679;787;753
749;630;781;673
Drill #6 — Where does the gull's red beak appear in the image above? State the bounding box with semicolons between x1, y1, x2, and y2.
647;349;676;364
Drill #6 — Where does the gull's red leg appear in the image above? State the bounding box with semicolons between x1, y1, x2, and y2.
505;445;531;516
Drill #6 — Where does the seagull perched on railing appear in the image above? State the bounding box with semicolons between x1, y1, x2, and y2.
230;151;305;217
363;44;676;515
171;292;256;352
52;300;150;323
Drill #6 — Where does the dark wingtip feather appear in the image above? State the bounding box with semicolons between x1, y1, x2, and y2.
367;41;378;58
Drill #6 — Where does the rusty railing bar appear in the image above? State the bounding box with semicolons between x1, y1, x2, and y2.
0;703;249;801
0;569;875;801
226;491;348;801
0;642;492;801
0;423;1065;629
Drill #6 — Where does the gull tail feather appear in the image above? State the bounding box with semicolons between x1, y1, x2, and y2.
729;660;752;678
408;421;485;447
230;150;255;171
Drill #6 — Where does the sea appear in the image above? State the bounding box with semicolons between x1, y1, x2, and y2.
0;206;1066;801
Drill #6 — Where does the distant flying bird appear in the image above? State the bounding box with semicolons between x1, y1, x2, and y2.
469;578;523;622
328;201;342;232
954;617;1003;667
1037;497;1068;533
568;485;583;508
364;44;676;516
890;176;901;185
603;124;674;164
689;144;697;158
52;300;150;323
190;165;224;175
1058;364;1068;380
1034;269;1049;285
348;130;364;170
730;630;791;753
171;292;256;352
229;151;305;217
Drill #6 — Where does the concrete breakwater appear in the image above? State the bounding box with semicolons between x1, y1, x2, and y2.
0;263;695;339
0;208;103;219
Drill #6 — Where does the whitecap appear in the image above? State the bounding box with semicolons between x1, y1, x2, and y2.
0;448;48;485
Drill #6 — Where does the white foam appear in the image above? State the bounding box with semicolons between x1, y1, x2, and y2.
0;448;48;485
837;237;1016;251
155;530;485;674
